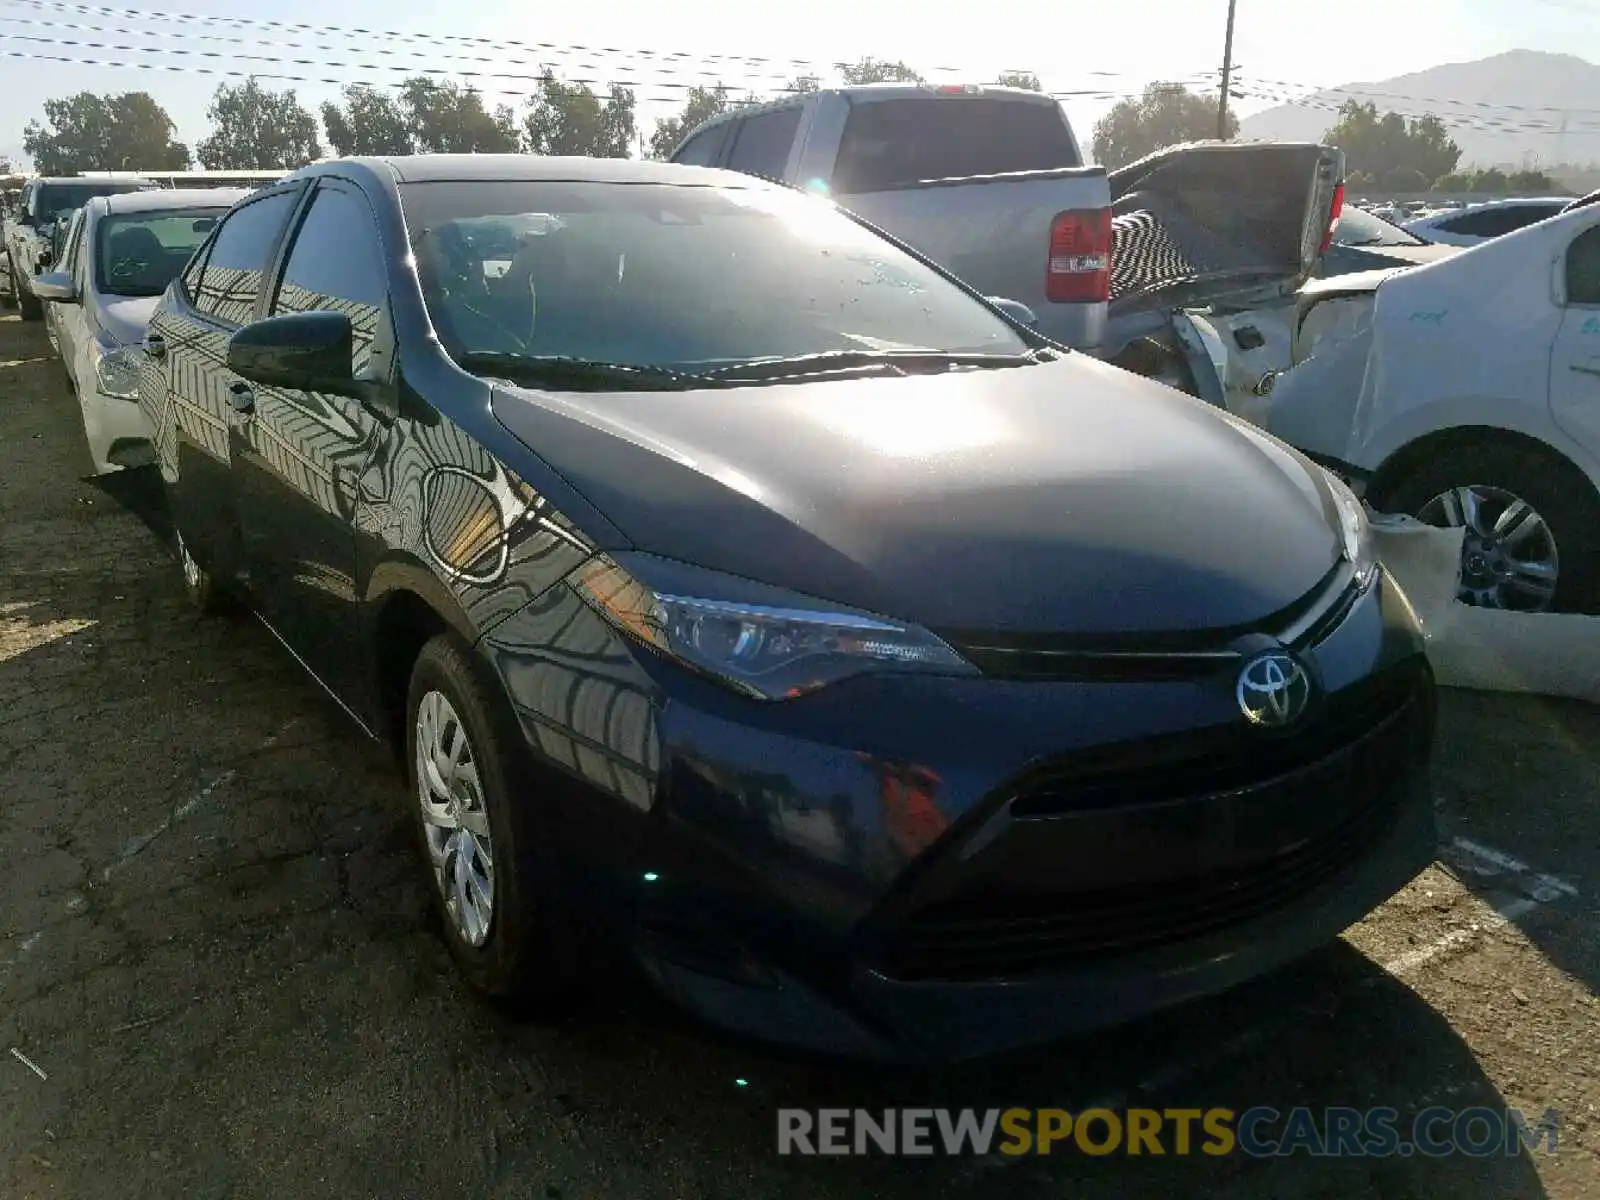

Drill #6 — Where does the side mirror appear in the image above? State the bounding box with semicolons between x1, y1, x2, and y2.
986;296;1039;328
18;212;35;228
227;311;355;392
36;248;54;269
30;271;78;303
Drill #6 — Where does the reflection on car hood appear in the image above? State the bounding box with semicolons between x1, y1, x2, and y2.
96;294;161;346
490;356;1343;635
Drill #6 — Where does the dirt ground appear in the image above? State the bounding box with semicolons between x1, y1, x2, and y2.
0;310;1596;1199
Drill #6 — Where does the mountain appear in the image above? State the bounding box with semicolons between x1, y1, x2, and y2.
1238;50;1600;172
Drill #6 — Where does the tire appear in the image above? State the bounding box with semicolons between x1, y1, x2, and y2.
17;275;42;321
404;633;579;1006
1372;440;1600;615
174;527;235;615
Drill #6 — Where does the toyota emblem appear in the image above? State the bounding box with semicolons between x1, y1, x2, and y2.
1236;651;1312;728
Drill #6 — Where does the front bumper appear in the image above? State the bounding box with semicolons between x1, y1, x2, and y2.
79;384;156;475
480;568;1437;1063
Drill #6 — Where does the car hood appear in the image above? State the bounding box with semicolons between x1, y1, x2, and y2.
95;294;160;346
489;356;1344;635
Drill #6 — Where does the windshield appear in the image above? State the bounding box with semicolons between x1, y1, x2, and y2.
1333;206;1426;248
96;209;223;298
399;180;1030;374
38;182;151;224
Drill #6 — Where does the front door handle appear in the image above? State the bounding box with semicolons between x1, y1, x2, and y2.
144;332;166;359
227;380;256;415
1570;361;1600;379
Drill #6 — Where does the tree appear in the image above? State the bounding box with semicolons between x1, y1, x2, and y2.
838;57;924;85
400;78;520;154
786;75;822;95
524;71;635;157
1091;82;1232;169
1321;101;1460;189
197;78;322;170
321;85;413;156
22;91;189;174
995;71;1043;91
648;83;734;159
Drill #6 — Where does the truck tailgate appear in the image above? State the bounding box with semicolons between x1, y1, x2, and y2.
1108;142;1346;310
837;165;1111;351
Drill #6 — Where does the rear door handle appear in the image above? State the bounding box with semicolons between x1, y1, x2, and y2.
1569;361;1600;379
144;332;166;359
227;380;256;415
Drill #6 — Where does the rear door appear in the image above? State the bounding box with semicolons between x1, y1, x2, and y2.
146;184;303;583
229;178;392;704
1549;222;1600;457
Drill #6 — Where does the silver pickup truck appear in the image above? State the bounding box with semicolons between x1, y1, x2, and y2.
1;175;156;319
672;83;1345;398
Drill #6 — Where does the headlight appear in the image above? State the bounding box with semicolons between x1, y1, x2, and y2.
1324;470;1378;590
95;343;144;401
569;553;977;701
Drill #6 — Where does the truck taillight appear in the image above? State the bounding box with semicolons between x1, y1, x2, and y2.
1320;183;1346;255
1046;208;1112;304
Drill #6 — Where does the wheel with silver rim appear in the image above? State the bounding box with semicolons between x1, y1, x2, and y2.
403;633;579;1004
414;689;496;948
1374;440;1600;616
1416;484;1559;612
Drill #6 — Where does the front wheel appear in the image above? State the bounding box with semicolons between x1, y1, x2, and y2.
16;275;42;321
174;527;234;615
405;634;579;1006
1373;442;1600;615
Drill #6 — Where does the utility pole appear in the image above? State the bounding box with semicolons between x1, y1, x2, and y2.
1217;0;1239;140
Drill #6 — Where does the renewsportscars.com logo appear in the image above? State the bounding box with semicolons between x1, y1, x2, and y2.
776;1106;1562;1158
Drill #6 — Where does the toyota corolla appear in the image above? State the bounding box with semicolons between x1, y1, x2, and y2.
138;155;1437;1062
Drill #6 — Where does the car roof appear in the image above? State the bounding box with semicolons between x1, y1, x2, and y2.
33;176;153;187
97;187;252;213
296;154;772;190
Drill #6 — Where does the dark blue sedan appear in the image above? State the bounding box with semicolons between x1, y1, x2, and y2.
137;155;1438;1062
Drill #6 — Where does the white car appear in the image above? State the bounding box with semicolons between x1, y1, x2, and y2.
1402;197;1569;247
30;187;249;474
1261;204;1600;614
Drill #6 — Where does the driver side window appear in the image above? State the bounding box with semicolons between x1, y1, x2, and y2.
271;184;389;374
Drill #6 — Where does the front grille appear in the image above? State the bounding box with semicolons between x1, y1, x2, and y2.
942;563;1350;682
869;662;1429;982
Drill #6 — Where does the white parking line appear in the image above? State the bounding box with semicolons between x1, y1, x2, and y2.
101;720;296;882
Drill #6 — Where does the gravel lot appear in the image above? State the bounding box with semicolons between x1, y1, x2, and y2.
0;310;1596;1199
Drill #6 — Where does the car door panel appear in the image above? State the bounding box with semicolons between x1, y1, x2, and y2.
1551;224;1600;455
230;179;389;706
148;186;303;585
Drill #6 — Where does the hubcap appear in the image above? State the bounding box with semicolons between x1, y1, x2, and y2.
1417;484;1560;612
176;532;202;591
414;690;495;947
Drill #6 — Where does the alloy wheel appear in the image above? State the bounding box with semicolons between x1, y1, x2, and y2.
1417;484;1560;611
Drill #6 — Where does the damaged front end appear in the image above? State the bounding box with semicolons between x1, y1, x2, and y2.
1103;141;1347;403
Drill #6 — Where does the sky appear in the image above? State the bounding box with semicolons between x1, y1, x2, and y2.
3;0;1599;169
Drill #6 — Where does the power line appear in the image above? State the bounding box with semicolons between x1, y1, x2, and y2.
1233;73;1600;119
0;39;1187;109
1231;80;1600;135
0;14;826;86
0;0;1143;82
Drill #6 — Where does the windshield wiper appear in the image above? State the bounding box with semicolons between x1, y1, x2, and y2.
701;348;1046;382
454;352;715;392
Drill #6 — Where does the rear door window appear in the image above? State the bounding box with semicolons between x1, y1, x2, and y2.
724;108;801;181
832;97;1079;193
190;189;298;326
